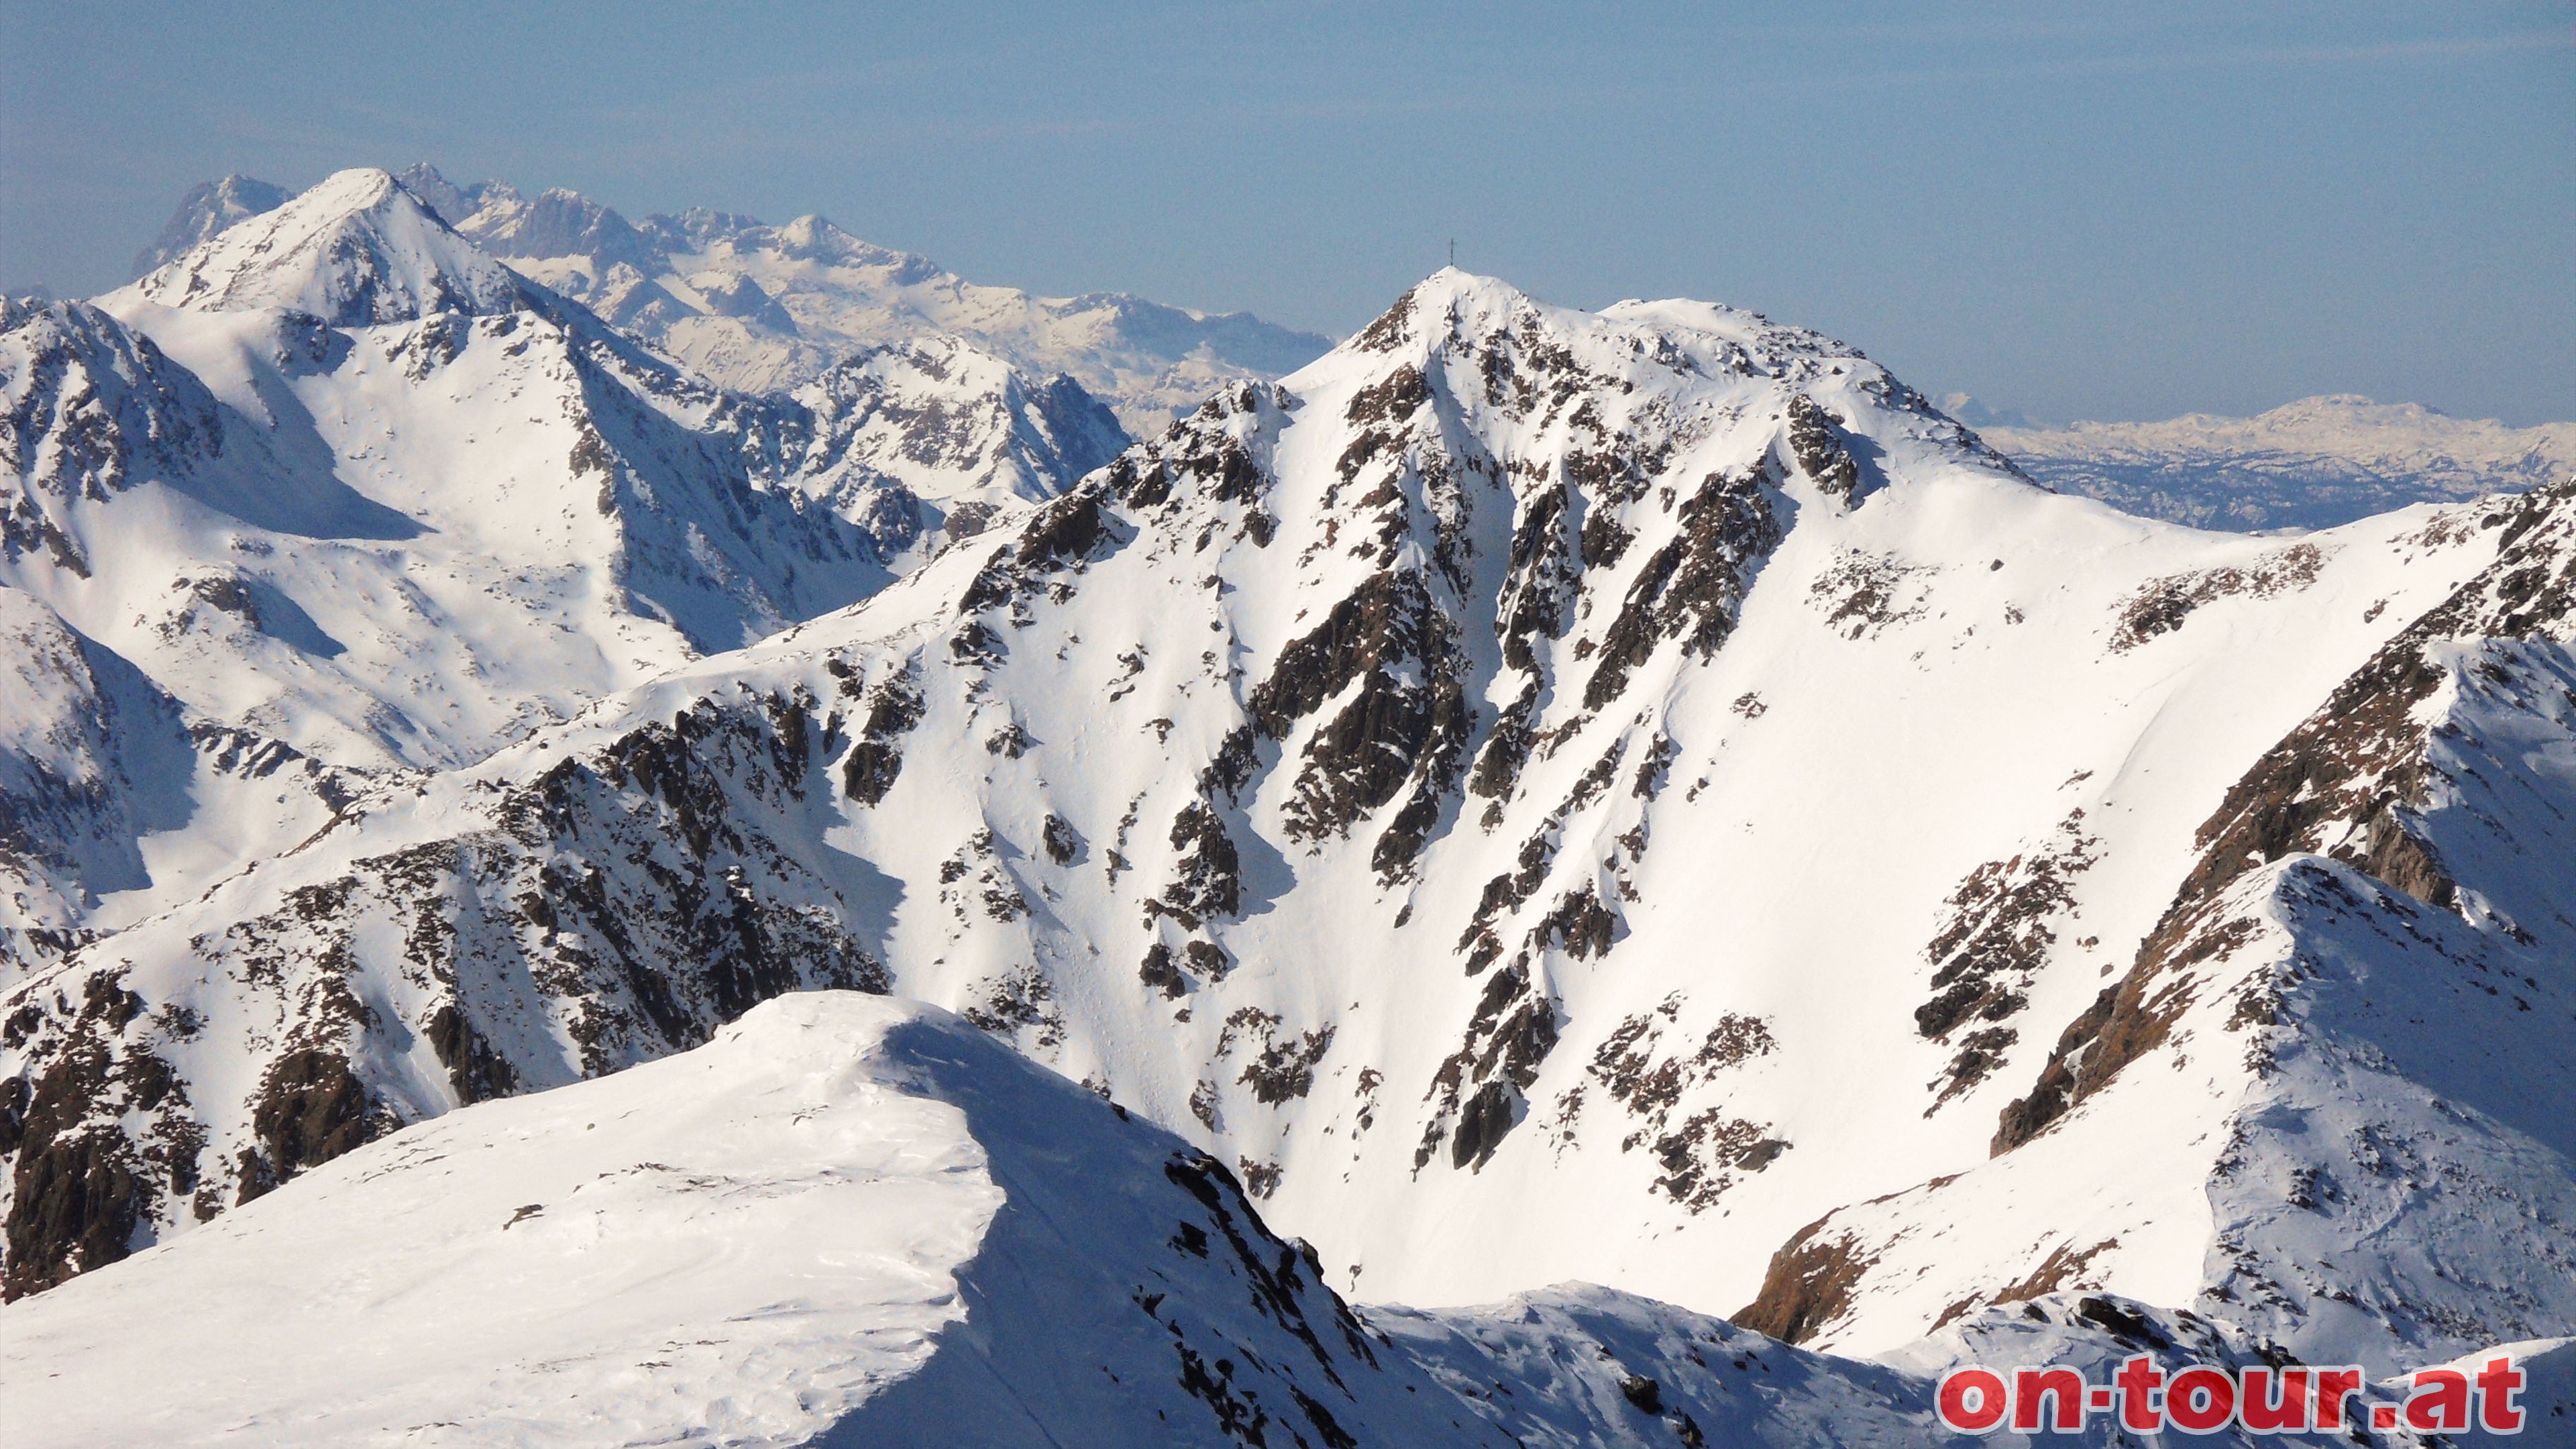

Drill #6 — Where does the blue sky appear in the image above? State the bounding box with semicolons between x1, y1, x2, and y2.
3;2;2569;423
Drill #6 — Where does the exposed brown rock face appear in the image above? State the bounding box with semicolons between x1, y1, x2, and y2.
839;667;924;805
1582;468;1781;710
2110;543;2326;653
237;1049;386;1206
1;687;889;1297
5;1045;151;1300
1917;812;2101;1109
1734;1216;1876;1344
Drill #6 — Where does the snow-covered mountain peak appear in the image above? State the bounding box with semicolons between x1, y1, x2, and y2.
763;212;906;269
125;174;292;280
1;296;223;559
118;165;1340;427
19;180;2576;1424
1333;268;1860;385
112;167;529;328
451;183;660;278
784;331;1130;553
388;162;509;228
1284;266;1997;527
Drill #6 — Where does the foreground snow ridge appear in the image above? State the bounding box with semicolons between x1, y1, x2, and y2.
0;991;1907;1447
25;990;2551;1448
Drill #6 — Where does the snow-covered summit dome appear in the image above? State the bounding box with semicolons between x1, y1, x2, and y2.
111;167;531;327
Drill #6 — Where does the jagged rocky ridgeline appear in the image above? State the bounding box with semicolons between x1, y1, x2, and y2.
5;222;2575;1409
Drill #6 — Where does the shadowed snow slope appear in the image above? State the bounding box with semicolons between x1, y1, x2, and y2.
3;170;1122;974
129;175;294;281
21;990;2529;1447
0;992;1503;1448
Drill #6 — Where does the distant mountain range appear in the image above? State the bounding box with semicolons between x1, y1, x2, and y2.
134;165;1336;435
137;169;2574;537
1978;394;2576;532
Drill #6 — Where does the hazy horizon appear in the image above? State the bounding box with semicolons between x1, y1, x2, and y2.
3;2;2569;425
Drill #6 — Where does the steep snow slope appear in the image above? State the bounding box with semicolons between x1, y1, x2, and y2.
113;165;1133;538
121;168;534;327
0;586;197;970
1;272;2563;1389
0;168;1133;983
0;174;906;975
372;164;1332;430
0;584;376;987
1736;479;2576;1370
13;989;2500;1448
1985;396;2576;532
57;173;896;765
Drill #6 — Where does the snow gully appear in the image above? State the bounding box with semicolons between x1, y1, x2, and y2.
1935;1354;2529;1436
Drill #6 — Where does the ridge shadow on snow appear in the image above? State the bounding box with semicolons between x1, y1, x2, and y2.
806;1004;1513;1448
0;992;1500;1446
11;990;2556;1446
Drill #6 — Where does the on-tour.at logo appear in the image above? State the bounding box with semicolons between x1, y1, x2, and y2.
1936;1354;2528;1436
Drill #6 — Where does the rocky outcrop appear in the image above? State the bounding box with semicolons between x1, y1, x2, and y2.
2;300;221;576
1733;1217;1875;1344
0;684;890;1293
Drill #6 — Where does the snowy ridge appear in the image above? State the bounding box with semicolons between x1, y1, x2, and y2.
784;333;1129;561
1984;395;2576;532
3;272;889;763
1734;479;2576;1368
116;169;533;328
10;989;2532;1446
0;169;1132;978
0;993;1503;1448
0;587;195;971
